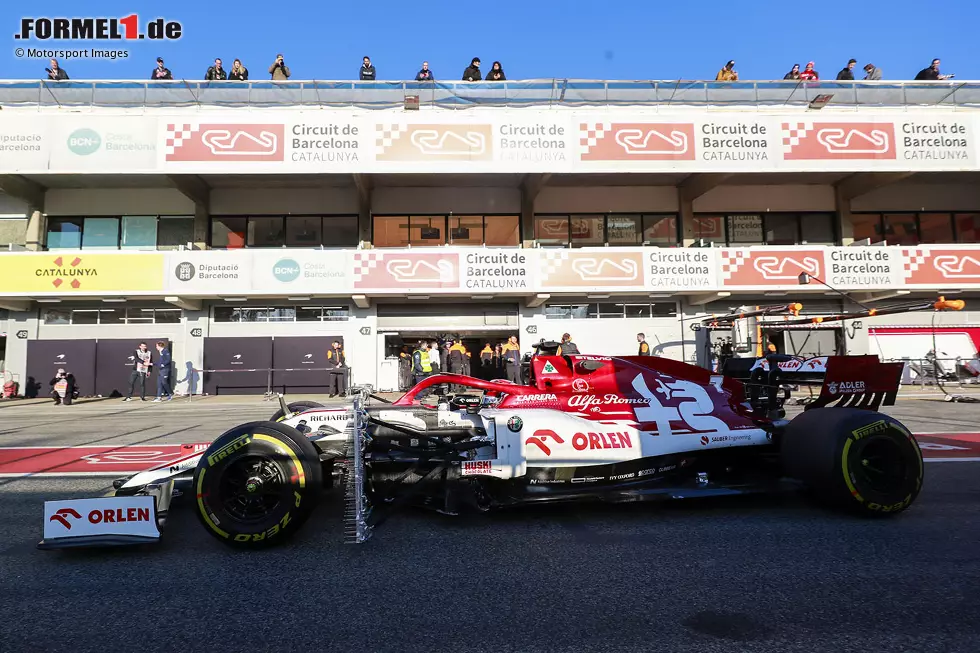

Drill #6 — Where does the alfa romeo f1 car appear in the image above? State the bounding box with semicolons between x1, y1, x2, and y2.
40;348;924;550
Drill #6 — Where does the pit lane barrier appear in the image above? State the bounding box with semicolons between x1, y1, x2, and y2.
168;365;355;402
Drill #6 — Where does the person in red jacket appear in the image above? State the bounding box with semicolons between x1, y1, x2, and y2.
799;61;819;81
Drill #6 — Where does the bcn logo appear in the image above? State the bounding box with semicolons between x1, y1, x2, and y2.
67;128;102;155
273;258;301;282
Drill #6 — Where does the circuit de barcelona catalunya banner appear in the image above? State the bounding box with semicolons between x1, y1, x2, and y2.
3;246;980;298
0;111;977;174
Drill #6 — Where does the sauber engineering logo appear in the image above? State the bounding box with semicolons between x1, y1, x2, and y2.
49;507;81;529
782;122;896;160
580;123;696;161
164;124;285;162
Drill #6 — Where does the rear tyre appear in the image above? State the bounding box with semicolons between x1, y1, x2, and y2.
194;421;322;548
270;400;325;422
781;408;923;516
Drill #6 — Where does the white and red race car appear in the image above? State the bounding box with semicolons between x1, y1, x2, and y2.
39;350;921;550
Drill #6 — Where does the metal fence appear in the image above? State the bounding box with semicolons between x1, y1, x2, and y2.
885;357;980;385
1;79;979;109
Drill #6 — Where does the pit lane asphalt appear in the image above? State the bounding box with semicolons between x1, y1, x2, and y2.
0;397;978;652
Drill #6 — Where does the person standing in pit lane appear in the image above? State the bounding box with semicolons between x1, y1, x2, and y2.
480;343;494;367
412;341;433;391
502;336;522;384
325;340;348;398
124;342;153;402
637;333;651;356
398;346;413;391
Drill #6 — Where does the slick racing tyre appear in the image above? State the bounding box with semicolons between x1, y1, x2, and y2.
270;400;325;422
194;421;322;548
781;408;923;516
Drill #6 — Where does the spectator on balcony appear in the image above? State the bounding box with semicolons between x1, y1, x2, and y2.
487;61;506;81
915;58;954;81
783;64;801;80
863;63;882;80
836;59;857;80
45;58;68;81
799;61;819;81
462;57;482;81
205;58;227;81
715;60;739;81
415;61;435;81
359;56;376;81
151;57;172;80
269;53;291;80
229;59;248;81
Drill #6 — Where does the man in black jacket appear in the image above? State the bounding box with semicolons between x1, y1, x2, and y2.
415;61;435;81
556;333;579;355
462;57;482;81
915;58;953;81
151;57;172;80
359;56;376;81
124;342;153;402
326;341;347;398
836;59;857;80
637;333;651;356
46;59;68;80
205;58;227;81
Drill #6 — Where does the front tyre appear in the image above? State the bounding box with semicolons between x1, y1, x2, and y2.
194;421;322;548
781;408;923;516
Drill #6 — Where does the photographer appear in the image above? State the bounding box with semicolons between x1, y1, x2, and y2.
269;54;291;81
50;368;77;406
45;58;68;81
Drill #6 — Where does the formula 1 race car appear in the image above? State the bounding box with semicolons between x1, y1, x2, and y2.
39;349;923;550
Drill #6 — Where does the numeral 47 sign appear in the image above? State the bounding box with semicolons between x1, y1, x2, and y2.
630;373;728;437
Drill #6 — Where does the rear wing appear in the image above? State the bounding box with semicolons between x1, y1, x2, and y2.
725;354;904;412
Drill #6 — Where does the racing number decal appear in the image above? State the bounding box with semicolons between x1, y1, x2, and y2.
631;374;727;437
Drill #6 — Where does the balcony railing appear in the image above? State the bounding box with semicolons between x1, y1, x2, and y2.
0;79;978;110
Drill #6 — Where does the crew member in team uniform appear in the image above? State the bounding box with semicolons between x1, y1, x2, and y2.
462;345;472;377
325;340;348;397
398;346;413;391
480;343;494;367
502;336;522;384
448;339;467;375
556;333;579;355
637;332;651;356
412;341;433;397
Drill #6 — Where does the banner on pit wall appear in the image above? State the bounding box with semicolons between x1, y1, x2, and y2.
0;253;164;296
0;111;976;174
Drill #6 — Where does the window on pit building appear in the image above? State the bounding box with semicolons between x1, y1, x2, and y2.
534;213;680;247
545;302;677;319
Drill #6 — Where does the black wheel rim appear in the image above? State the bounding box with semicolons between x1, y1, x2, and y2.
854;436;908;495
218;455;286;522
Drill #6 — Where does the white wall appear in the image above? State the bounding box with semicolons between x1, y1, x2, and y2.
45;189;195;216
851;183;980;212
519;313;692;363
694;185;836;213
535;186;679;213
210;188;359;215
371;187;521;214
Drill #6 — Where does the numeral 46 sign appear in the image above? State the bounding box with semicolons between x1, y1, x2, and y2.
630;373;728;437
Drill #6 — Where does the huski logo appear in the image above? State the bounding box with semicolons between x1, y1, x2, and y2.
580;122;696;161
164;123;285;162
67;128;101;155
376;124;494;161
273;258;300;282
782;121;896;160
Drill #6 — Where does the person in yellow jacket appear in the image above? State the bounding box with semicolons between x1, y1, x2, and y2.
556;333;579;356
448;339;467;375
480;344;493;366
716;60;738;81
325;340;347;397
637;333;651;356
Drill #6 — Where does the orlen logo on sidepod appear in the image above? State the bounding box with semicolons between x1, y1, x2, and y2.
273;258;300;282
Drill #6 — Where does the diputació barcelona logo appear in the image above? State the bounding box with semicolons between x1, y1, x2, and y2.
15;15;182;41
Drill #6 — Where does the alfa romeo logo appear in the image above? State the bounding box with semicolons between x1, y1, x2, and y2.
507;416;523;432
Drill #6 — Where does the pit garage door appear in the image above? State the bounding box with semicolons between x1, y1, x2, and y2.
94;339;172;398
203;337;273;395
26;339;97;399
271;335;344;394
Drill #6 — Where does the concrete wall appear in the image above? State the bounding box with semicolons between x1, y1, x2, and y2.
535;186;679;213
851;183;980;212
45;189;195;216
210;188;359;215
371;187;521;214
694;185;836;213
